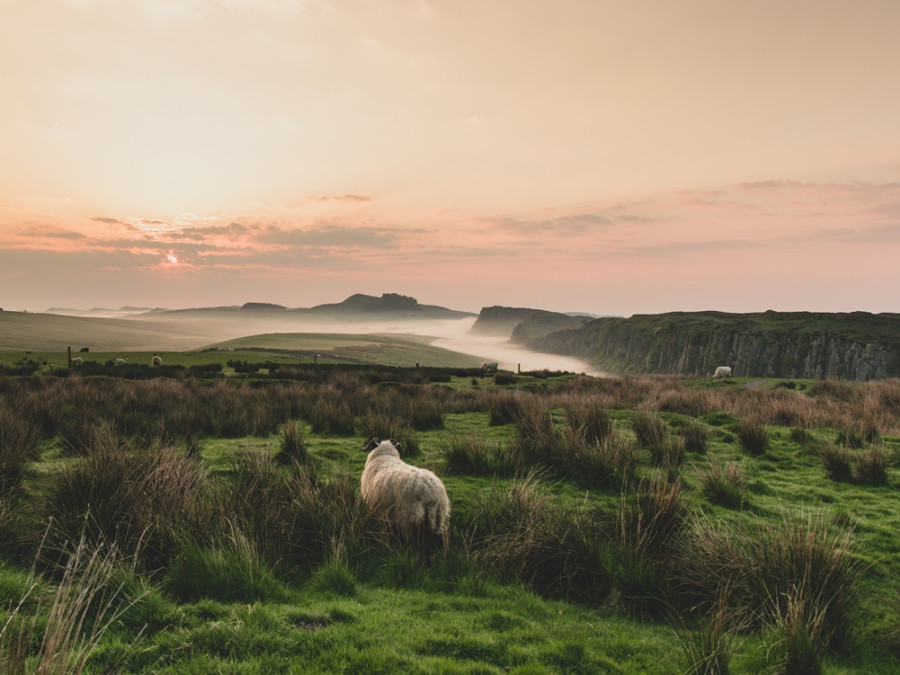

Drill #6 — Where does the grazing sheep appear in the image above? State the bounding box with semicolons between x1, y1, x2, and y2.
712;366;732;378
114;358;127;366
70;357;83;366
361;438;450;551
152;355;162;366
481;361;498;373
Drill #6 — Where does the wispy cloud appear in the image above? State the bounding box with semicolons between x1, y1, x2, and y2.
305;194;373;204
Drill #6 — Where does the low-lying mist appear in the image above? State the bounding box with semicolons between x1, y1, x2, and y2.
130;311;601;374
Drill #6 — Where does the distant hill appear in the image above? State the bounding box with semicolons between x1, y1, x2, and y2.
522;310;900;381
1;293;477;352
470;306;588;339
241;302;287;311
0;311;212;351
299;293;475;320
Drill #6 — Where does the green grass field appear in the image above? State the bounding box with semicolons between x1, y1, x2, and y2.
1;360;899;673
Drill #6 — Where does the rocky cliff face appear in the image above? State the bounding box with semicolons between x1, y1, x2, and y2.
522;311;900;381
470;306;547;336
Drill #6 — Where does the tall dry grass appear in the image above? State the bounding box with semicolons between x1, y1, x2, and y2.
674;511;860;655
0;536;141;674
43;423;208;570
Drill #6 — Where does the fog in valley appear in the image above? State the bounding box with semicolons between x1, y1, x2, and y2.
76;309;603;374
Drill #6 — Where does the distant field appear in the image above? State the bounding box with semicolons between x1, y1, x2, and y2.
203;332;483;368
0;334;483;371
0;310;484;368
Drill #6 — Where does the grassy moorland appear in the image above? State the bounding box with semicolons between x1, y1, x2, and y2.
0;357;899;673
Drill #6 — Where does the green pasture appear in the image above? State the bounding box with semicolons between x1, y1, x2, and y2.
1;370;899;673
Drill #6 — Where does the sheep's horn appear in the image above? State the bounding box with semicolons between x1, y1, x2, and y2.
364;437;381;452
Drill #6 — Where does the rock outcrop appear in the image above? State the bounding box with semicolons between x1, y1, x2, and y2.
520;310;900;381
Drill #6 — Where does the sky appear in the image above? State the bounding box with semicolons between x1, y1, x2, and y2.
2;0;899;316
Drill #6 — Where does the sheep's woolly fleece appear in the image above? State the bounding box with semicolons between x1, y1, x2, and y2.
361;439;450;542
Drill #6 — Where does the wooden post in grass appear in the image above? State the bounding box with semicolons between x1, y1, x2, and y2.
67;346;71;365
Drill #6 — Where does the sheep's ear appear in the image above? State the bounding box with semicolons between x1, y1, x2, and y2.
364;437;381;452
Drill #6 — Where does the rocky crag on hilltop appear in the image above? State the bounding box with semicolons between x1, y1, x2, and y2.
475;308;900;381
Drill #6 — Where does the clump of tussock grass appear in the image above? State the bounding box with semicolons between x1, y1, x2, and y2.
697;458;747;509
656;386;712;417
487;390;522;426
460;472;612;604
356;412;421;458
493;371;517;385
853;446;888;486
630;411;667;450
820;443;888;486
820;443;853;482
165;527;289;603
307;394;357;436
440;433;516;477
674;512;860;654
510;396;561;468
220;450;293;560
44;423;208;570
0;404;42;496
649;435;685;470
564;402;615;447
677;591;745;675
611;475;689;618
274;420;312;468
402;390;446;431
680;422;708;454
308;558;358;597
766;587;830;675
736;419;768;455
835;427;865;450
280;470;368;573
562;429;638;491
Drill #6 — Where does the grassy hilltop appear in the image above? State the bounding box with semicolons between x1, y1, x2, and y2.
0;359;899;673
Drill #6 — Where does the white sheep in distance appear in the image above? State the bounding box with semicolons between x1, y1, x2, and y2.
481;361;498;373
152;355;162;366
114;358;127;366
712;366;732;378
70;357;83;366
361;438;450;551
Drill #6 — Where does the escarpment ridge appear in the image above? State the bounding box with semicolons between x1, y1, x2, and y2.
475;308;900;381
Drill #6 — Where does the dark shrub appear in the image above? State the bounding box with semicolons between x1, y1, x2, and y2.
854;447;888;486
565;403;614;447
45;424;208;570
698;459;746;509
820;443;852;482
494;372;517;385
441;434;515;477
631;411;667;450
0;405;42;495
461;473;612;604
736;419;768;455
612;476;689;617
680;422;708;454
488;391;521;426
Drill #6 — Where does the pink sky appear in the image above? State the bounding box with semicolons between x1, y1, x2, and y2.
2;0;899;316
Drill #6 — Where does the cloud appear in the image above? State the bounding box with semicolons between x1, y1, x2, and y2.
308;194;374;204
18;226;87;241
486;212;613;235
260;223;398;248
92;216;126;225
